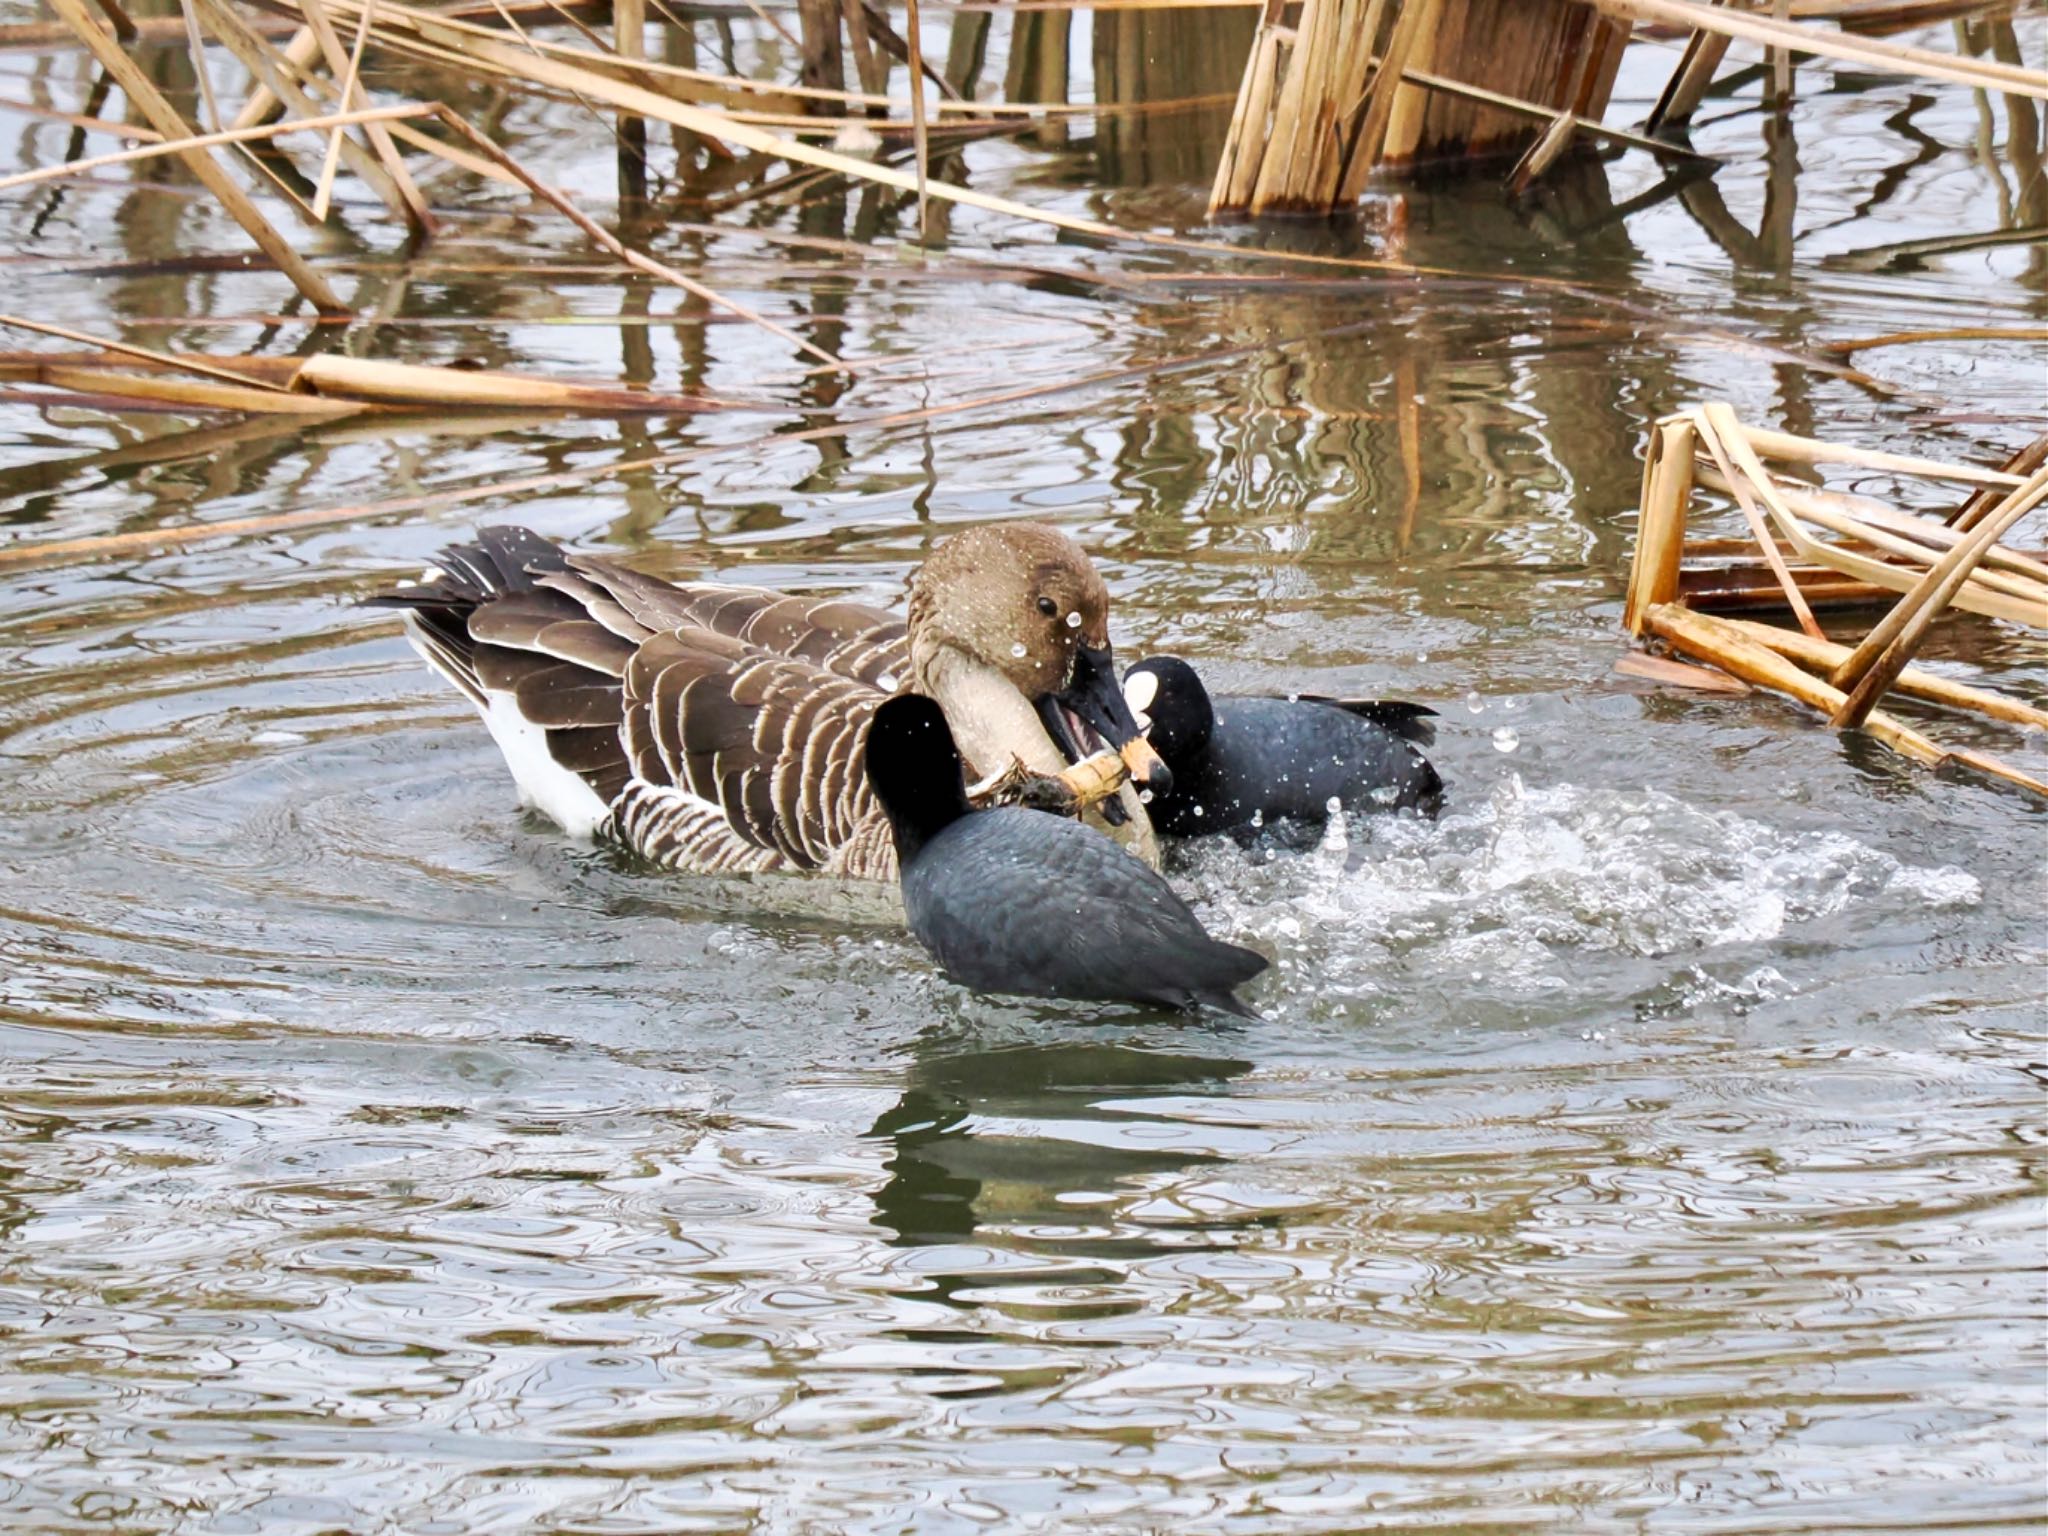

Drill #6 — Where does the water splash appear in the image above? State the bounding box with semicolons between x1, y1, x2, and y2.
1179;777;1981;1002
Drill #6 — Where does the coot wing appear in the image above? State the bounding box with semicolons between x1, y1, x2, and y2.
1292;695;1438;747
905;809;1264;1015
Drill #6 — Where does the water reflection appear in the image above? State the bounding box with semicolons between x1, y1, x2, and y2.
867;1036;1252;1258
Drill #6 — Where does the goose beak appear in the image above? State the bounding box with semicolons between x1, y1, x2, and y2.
1039;644;1175;802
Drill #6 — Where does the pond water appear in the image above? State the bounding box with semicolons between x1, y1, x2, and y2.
2;12;2045;1532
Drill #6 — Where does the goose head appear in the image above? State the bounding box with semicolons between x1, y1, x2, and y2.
906;523;1170;798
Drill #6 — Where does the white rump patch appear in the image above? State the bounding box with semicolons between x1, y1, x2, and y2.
481;693;611;838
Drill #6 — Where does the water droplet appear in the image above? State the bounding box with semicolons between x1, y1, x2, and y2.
1415;651;1430;663
1138;789;1154;804
1466;691;1484;714
1287;691;1300;703
1010;643;1027;659
1325;796;1343;815
1492;726;1520;753
876;672;897;692
1192;804;1205;818
1065;610;1081;628
1250;810;1264;828
1370;784;1398;805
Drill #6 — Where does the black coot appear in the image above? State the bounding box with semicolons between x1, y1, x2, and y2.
1124;656;1442;841
865;694;1267;1018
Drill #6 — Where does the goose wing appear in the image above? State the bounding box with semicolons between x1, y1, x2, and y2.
557;554;910;690
368;527;900;875
616;627;887;871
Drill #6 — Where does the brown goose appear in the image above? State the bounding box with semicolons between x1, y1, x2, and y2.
365;524;1168;880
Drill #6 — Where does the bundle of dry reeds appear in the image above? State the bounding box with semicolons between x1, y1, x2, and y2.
1208;0;2043;215
1624;404;2048;797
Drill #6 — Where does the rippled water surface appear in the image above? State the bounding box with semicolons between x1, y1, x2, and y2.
2;11;2045;1532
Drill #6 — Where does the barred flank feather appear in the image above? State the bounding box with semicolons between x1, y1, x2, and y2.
367;526;909;878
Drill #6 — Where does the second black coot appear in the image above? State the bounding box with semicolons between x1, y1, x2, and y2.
1124;656;1443;841
865;694;1267;1018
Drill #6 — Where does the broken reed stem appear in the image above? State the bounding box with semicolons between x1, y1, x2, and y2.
1728;619;2048;733
1954;431;2048;532
1625;415;1695;634
0;102;839;371
311;0;376;219
0;313;297;392
1594;0;2048;100
1695;404;1827;641
178;0;320;228
424;109;843;369
1689;464;2048;591
1642;602;2048;798
906;0;930;239
295;0;435;236
45;0;348;314
0;102;438;193
231;25;321;129
1829;466;2048;728
189;0;422;224
1738;423;2024;487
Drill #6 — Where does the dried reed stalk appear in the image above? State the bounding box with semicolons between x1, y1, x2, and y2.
231;25;321;129
0;100;434;193
188;0;423;223
1625;406;2048;796
1;343;734;414
0;314;294;391
293;0;434;234
45;0;347;314
1704;404;2043;627
1829;467;2048;727
1728;620;2048;732
1692;463;2048;598
1594;0;2048;99
1695;404;1826;639
1624;415;1695;633
1645;603;2048;798
1953;432;2048;532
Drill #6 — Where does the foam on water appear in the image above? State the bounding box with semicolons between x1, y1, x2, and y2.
1177;775;1981;1004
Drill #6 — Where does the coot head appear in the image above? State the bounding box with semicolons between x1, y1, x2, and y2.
864;694;973;864
1123;656;1215;764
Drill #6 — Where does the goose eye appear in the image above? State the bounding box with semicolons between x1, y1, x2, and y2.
1036;596;1059;618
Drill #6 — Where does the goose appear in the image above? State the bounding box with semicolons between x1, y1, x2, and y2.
1123;656;1442;841
364;524;1170;881
866;693;1267;1017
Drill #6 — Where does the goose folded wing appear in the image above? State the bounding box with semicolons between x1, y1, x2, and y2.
621;628;885;870
569;554;908;690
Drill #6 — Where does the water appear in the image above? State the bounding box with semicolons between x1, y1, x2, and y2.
2;14;2045;1532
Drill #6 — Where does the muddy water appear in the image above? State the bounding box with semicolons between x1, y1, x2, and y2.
2;15;2045;1533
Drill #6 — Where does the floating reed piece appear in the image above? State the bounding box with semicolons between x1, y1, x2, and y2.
1622;403;2048;798
0;316;739;417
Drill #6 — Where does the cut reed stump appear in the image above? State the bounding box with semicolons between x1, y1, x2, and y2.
1622;404;2048;798
1210;0;1630;216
